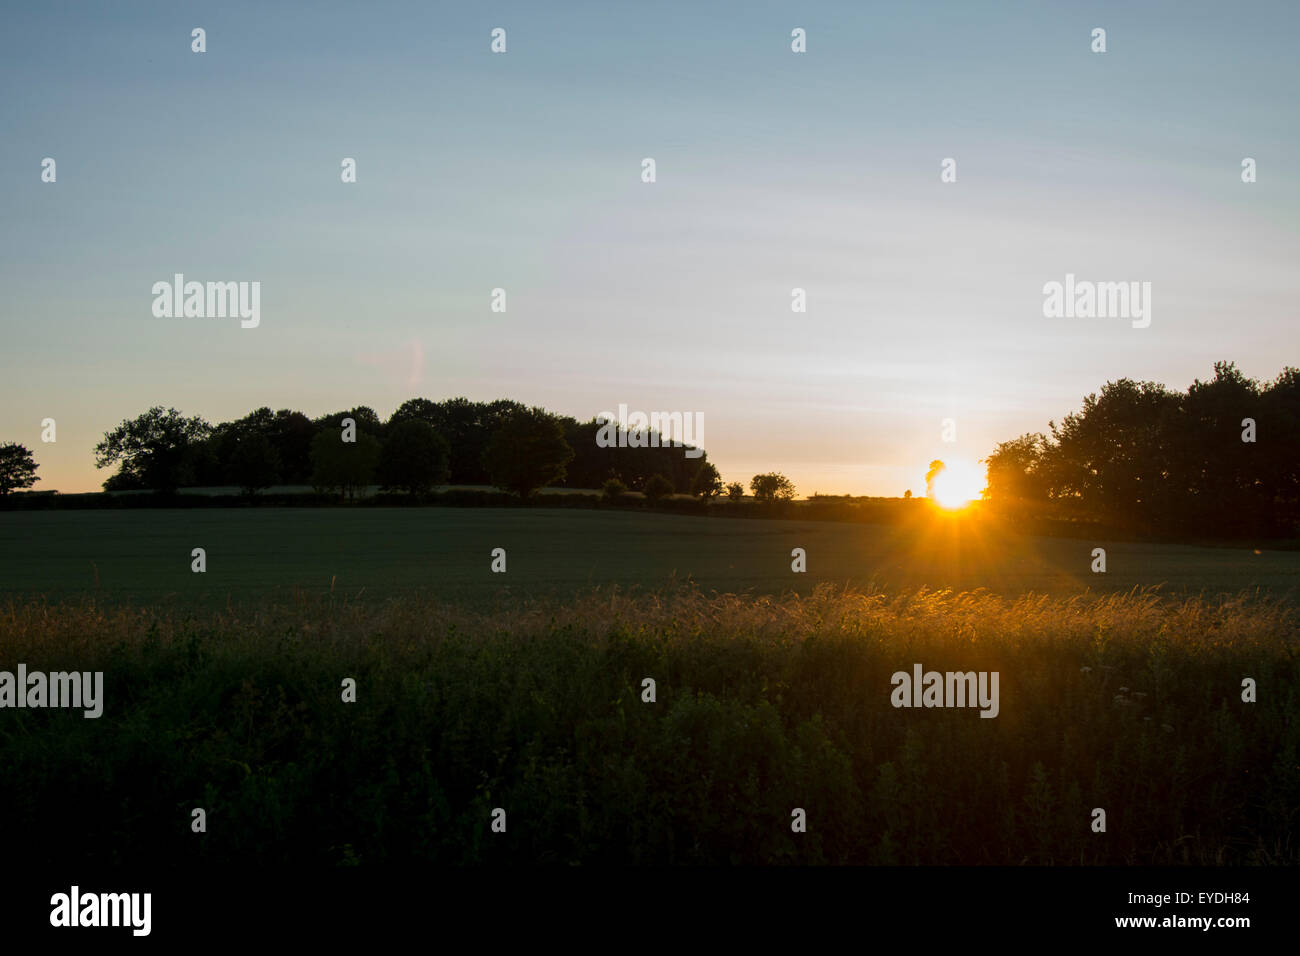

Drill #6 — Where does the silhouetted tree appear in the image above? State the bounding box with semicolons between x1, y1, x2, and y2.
310;429;379;501
389;398;441;427
1260;367;1300;518
1168;362;1264;533
315;406;386;440
95;407;212;493
0;443;39;495
393;397;524;485
989;363;1300;537
483;407;574;499
1046;379;1180;528
229;432;281;496
750;473;795;503
644;473;674;503
208;407;275;487
268;409;316;484
982;434;1049;504
691;462;723;500
924;460;946;500
377;420;451;495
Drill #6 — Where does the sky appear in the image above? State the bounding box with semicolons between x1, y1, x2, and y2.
2;1;1297;496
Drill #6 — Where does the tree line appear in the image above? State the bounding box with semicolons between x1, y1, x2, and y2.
0;397;797;504
983;362;1299;537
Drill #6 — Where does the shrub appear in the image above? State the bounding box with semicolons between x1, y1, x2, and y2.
644;474;674;503
602;478;628;503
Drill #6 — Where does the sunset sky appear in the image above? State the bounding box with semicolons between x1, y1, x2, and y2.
2;1;1296;496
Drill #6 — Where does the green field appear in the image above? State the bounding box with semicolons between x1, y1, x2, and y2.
1;507;1297;605
2;586;1295;865
3;507;1296;865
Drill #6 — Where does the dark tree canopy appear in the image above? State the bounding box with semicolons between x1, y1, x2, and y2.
391;397;523;485
94;407;212;493
560;416;709;494
377;420;451;495
315;406;385;440
644;473;674;502
750;473;796;503
264;410;315;485
87;397;718;501
310;429;380;501
229;432;281;496
0;443;39;495
482;407;574;499
690;462;723;500
983;435;1049;504
985;363;1300;537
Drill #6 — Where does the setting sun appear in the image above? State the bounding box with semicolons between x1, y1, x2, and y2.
929;458;987;510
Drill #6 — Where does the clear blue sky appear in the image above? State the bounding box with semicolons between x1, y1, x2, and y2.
2;1;1296;494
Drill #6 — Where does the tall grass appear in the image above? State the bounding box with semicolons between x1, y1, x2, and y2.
1;584;1294;865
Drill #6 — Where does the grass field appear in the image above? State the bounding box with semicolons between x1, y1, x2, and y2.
3;507;1295;866
2;507;1297;606
1;585;1294;865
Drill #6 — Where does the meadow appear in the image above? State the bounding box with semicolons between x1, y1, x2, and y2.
0;584;1293;865
0;507;1295;865
1;506;1297;606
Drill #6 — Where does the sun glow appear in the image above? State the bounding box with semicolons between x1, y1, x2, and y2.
929;458;987;510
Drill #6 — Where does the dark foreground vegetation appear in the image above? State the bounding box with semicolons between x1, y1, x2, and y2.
2;585;1294;865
